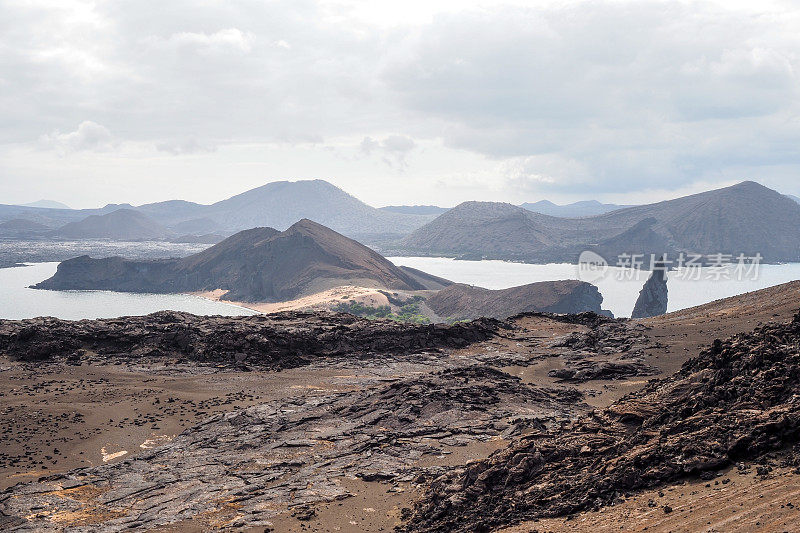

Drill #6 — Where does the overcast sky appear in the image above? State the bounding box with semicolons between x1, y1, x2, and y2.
1;0;800;208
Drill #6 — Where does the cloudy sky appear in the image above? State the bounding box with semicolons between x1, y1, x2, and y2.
2;0;800;209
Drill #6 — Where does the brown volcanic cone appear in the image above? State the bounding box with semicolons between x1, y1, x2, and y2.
35;219;440;302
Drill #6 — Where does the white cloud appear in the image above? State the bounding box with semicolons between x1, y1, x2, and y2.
149;28;255;53
360;134;416;168
3;0;800;205
381;2;800;192
39;121;115;154
155;138;217;155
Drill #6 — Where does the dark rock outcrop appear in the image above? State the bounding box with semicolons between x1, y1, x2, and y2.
405;310;800;532
631;259;669;318
0;310;499;368
427;280;610;320
34;220;451;302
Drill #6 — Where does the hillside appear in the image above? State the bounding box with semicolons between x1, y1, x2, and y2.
51;209;170;240
427;280;610;320
401;181;800;262
398;201;607;260
521;199;631;217
35;220;441;302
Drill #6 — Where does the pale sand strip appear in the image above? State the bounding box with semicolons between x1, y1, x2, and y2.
190;285;393;314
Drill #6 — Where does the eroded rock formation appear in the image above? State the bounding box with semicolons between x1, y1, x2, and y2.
631;259;669;318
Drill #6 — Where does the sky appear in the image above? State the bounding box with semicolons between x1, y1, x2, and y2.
1;0;800;209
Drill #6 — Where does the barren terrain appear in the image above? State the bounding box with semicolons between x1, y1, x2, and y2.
1;282;799;531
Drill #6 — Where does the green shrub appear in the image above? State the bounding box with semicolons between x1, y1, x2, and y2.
332;299;430;324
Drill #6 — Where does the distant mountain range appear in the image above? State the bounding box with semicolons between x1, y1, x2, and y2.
399;181;800;263
787;194;800;204
0;180;439;242
380;200;632;217
520;199;632;217
5;179;800;264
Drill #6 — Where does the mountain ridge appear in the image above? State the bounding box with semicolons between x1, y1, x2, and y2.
400;181;800;263
0;180;438;240
520;199;632;217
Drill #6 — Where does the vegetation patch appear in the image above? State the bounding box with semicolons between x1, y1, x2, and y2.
332;296;431;324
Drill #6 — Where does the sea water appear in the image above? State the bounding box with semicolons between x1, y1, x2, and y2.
388;257;800;318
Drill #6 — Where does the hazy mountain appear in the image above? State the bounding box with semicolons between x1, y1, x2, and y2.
52;209;170;241
204;180;436;238
0;204;87;228
521;199;632;217
169;218;224;236
0;219;50;236
36;219;445;301
0;219;49;231
136;200;207;226
427;280;609;320
0;180;437;240
379;205;449;215
399;201;565;258
18;200;71;209
6;180;799;252
787;194;800;204
401;181;800;263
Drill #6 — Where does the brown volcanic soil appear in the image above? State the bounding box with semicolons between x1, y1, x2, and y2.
1;283;800;531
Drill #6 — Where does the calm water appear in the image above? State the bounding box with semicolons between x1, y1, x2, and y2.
388;257;800;318
0;263;256;320
3;259;799;321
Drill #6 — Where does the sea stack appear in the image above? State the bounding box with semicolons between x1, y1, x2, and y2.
631;259;669;318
